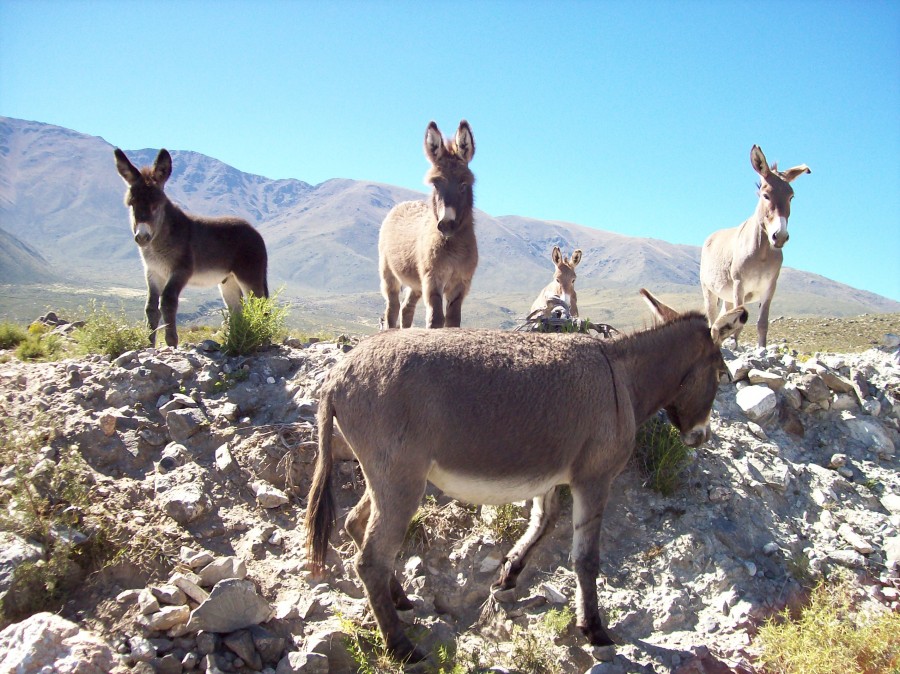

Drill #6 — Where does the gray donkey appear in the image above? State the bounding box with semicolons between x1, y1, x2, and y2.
306;289;747;662
115;148;268;348
378;120;477;329
700;145;810;347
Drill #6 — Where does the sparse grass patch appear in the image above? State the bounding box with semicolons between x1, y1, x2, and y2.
635;414;693;496
73;300;148;358
220;291;289;356
178;324;220;346
509;626;557;674
0;322;27;350
0;420;168;621
756;578;900;674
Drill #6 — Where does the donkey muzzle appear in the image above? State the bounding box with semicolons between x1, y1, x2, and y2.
681;425;710;448
437;218;457;238
133;221;153;246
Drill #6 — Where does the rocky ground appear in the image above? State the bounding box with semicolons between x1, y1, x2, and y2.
0;316;899;674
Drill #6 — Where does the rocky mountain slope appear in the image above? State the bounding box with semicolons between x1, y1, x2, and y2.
1;314;898;673
1;116;898;332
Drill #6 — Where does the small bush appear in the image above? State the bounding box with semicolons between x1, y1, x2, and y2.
220;292;288;356
756;578;900;674
481;502;528;543
542;606;575;637
635;414;693;496
0;322;27;349
14;332;63;361
73;301;147;358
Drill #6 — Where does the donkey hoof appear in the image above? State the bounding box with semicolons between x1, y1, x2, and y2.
491;587;517;603
387;637;426;663
580;622;617;647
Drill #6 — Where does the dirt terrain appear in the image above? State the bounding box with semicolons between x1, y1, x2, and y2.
0;312;898;673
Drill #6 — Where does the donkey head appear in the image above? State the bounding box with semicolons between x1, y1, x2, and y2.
114;148;173;246
640;289;748;447
750;145;811;250
423;120;475;239
550;246;582;306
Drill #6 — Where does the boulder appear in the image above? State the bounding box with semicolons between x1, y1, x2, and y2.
0;612;116;674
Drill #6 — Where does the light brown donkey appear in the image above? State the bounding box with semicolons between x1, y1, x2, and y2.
306;289;747;662
700;145;810;347
378;120;477;329
529;246;583;317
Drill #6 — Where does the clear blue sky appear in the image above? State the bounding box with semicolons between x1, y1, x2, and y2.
2;0;898;301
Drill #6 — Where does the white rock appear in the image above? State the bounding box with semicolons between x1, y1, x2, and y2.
0;612;116;674
846;417;896;457
736;385;777;422
187;579;273;633
170;572;209;604
251;481;290;508
198;556;248;587
215;444;235;472
139;604;191;631
541;583;567;604
837;523;874;554
882;492;900;515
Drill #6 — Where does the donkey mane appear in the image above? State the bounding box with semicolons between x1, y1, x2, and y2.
607;312;710;359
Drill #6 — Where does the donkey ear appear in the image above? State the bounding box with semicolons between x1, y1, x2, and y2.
750;145;770;178
152;149;173;185
551;246;562;265
571;249;583;267
640;288;680;323
710;306;749;346
782;164;811;183
455;120;475;163
424;122;445;164
114;148;141;186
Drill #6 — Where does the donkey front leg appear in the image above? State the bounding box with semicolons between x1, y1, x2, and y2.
571;481;616;647
159;275;188;348
423;279;445;329
493;488;560;593
755;284;778;348
380;273;402;329
144;282;162;347
443;281;470;328
219;274;244;314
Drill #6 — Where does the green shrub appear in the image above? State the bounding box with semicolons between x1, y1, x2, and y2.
0;322;27;349
635;414;693;496
756;578;900;674
73;301;148;358
220;292;288;356
481;502;528;543
14;332;63;361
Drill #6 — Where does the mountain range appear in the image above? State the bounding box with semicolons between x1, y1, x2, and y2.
1;116;897;333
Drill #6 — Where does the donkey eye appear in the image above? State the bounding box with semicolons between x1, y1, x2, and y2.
762;193;771;200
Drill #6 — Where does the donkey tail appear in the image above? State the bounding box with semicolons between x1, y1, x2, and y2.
305;386;336;574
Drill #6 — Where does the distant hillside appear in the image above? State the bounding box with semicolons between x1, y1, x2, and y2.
0;226;57;284
1;115;898;330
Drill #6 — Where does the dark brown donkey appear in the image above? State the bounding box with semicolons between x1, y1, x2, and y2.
114;149;269;348
306;289;748;662
700;145;810;347
378;120;477;329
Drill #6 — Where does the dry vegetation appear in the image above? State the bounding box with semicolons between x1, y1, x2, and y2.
742;312;900;354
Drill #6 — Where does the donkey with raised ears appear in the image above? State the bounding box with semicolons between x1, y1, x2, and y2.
114;148;269;348
305;289;748;662
700;145;810;348
529;246;583;317
378;120;477;329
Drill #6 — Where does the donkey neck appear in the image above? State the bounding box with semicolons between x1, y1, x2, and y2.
608;316;709;424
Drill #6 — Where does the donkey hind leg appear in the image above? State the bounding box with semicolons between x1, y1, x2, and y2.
345;491;413;610
355;479;427;662
400;288;421;329
492;487;560;594
571;479;616;647
219;274;244;314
